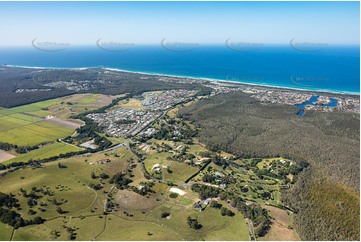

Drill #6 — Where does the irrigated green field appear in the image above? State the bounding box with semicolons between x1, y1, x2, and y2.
3;142;82;165
0;115;31;132
0;93;117;147
0;121;74;146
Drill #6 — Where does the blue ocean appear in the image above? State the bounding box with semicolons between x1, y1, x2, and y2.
0;45;359;94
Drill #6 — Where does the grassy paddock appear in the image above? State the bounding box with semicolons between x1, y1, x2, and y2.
0;93;116;146
0;122;73;146
4;142;82;165
117;98;144;110
97;214;182;241
0;222;13;241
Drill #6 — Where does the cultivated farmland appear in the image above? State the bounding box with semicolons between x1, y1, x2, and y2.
4;142;82;165
0;94;117;147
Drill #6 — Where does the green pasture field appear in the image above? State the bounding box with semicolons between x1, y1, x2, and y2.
0;159;97;221
142;150;198;184
0;140;251;241
97;214;182;241
8;113;42;123
163;161;199;183
25;110;51;117
0;121;73;146
0;94;112;146
0;147;131;220
146;200;249;241
11;216;105;241
0;116;31;132
0;222;13;241
0;104;42;116
49;94;113;119
3;142;82;165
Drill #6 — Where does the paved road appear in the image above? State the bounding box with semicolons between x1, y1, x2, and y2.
74;142;127;158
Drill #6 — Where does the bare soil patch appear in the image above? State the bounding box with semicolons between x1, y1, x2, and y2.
259;205;300;241
91;95;115;106
45;118;84;129
114;190;159;210
169;187;186;196
0;149;15;163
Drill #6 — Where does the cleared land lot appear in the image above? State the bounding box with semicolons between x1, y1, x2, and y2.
117;98;144;110
45;118;84;129
0;149;15;162
259;205;300;241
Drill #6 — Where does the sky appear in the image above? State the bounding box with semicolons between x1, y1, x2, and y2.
0;1;359;46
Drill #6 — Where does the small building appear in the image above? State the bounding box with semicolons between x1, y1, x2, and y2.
215;171;224;177
202;198;211;205
152;164;161;173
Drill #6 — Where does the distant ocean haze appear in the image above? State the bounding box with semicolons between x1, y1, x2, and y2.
0;45;359;94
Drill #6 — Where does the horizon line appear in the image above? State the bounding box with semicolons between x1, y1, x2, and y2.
0;43;360;48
